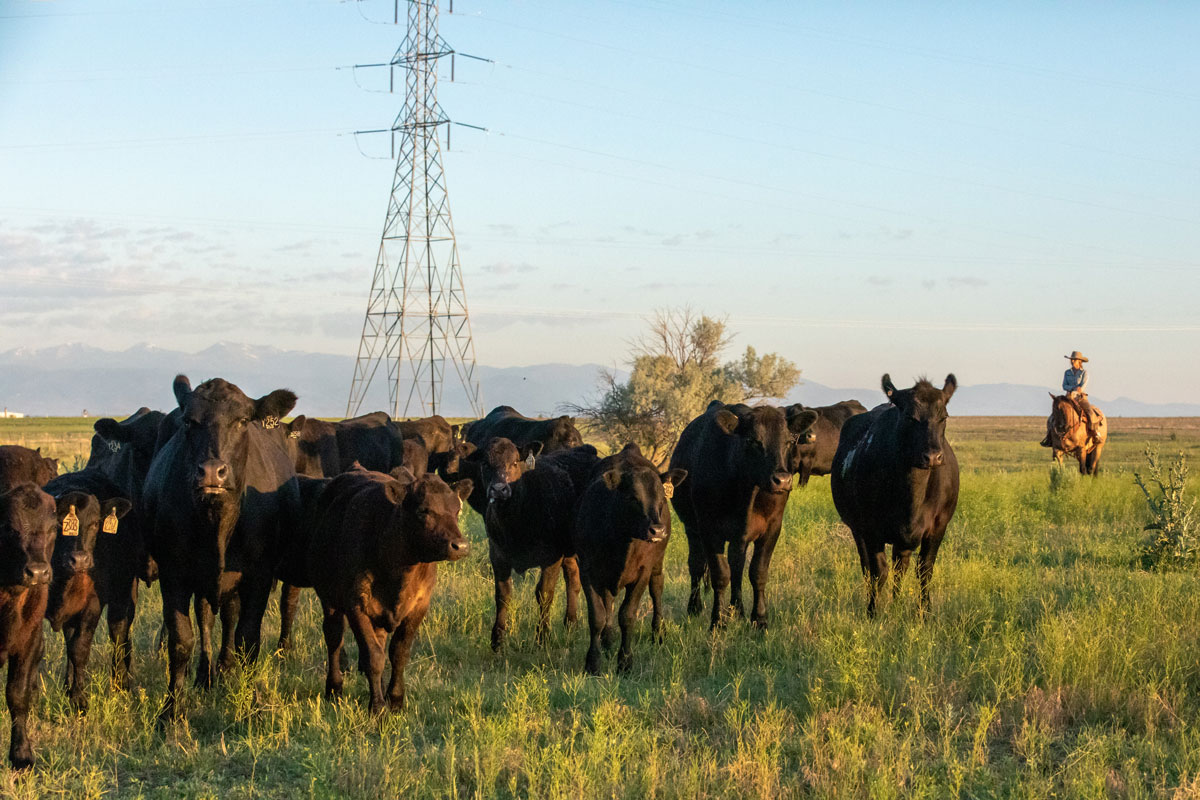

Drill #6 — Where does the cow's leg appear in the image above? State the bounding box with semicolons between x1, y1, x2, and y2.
386;609;429;711
616;579;648;674
276;583;302;653
648;561;666;642
534;560;562;646
215;593;237;675
7;629;44;770
853;534;869;577
160;586;194;721
561;556;581;628
62;620;79;695
891;548;914;600
66;597;102;713
347;611;387;714
864;545;889;618
490;558;514;652
707;543;732;631
193;594;216;689
685;535;706;617
917;537;944;614
747;530;782;630
727;539;749;619
233;573;273;663
321;607;347;698
106;583;137;690
582;576;608;675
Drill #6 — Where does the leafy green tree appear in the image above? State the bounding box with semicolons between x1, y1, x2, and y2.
568;308;801;465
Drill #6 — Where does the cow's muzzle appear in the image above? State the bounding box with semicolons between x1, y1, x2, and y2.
23;563;52;587
196;459;230;494
487;482;511;503
919;450;945;469
768;472;793;493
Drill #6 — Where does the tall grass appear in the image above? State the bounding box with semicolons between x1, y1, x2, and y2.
0;419;1198;796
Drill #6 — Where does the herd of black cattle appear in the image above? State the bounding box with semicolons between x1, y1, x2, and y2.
0;371;959;770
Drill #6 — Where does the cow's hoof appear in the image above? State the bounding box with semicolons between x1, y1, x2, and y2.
616;653;633;674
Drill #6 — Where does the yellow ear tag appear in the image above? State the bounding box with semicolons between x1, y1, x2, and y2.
102;509;119;534
662;481;674;500
262;416;279;430
525;453;536;470
62;506;80;537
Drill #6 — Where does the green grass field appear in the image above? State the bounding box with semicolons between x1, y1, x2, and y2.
0;417;1198;798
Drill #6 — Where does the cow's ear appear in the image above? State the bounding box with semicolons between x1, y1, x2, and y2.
942;374;957;402
383;479;410;505
288;415;308;435
558;415;572;424
102;497;133;520
715;409;739;434
93;417;128;443
459;442;477;457
56;492;91;520
787;408;819;435
520;441;544;461
254;389;298;422
451;479;473;503
173;375;193;411
662;468;687;487
348;460;367;472
621;442;641;455
1048;391;1056;400
881;374;897;400
601;470;622;491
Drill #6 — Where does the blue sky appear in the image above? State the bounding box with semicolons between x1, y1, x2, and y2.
1;0;1197;407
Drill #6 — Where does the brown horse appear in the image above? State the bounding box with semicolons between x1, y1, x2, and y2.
1046;393;1106;475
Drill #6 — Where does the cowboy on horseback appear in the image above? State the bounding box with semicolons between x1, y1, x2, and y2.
1041;350;1100;446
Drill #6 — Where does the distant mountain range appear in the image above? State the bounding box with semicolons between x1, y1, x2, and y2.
1;343;1196;418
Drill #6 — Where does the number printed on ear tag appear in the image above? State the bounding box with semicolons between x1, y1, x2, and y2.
262;416;279;429
662;481;674;500
103;510;119;534
62;506;80;537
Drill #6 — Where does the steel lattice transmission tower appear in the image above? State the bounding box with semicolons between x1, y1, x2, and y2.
347;0;483;418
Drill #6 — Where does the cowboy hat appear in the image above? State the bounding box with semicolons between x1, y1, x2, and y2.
1064;350;1088;362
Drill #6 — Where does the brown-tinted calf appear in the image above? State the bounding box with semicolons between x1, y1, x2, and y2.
307;468;471;714
574;444;685;674
0;483;56;769
0;446;58;491
44;490;133;712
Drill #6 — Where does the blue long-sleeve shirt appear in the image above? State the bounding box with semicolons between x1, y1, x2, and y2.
1063;367;1088;394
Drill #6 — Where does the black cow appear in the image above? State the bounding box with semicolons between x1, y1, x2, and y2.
465;406;584;454
335;412;405;473
831;375;960;616
88;407;166;483
143;375;300;719
479;439;599;650
574;444;685;674
43;489;133;711
0;446;59;491
266;415;341;479
669;401;818;630
307;467;471;713
0;483;55;769
784;400;868;485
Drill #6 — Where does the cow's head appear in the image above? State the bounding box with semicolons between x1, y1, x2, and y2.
599;459;687;544
542;416;584;453
172;374;297;504
0;483;56;589
380;471;472;565
433;441;475;482
479;437;542;504
92;408;165;480
716;404;818;494
882;373;956;469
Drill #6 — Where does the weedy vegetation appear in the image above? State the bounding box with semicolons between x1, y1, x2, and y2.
0;416;1197;798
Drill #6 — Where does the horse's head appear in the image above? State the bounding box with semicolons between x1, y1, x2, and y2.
1048;393;1085;447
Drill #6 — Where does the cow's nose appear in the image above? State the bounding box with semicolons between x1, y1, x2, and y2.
447;539;470;560
923;451;944;468
24;563;51;586
770;472;793;492
197;460;229;487
646;523;668;541
68;551;93;573
487;482;510;502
